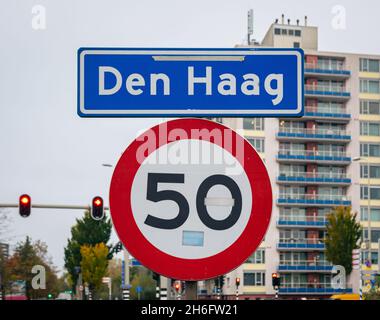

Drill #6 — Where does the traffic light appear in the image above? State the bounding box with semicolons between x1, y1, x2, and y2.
115;242;123;253
174;281;181;293
152;272;160;283
219;275;225;288
91;196;104;220
235;277;240;287
19;194;31;217
272;273;280;288
47;293;53;300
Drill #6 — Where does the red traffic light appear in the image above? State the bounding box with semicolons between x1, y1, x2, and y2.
272;273;281;288
19;194;31;217
93;197;103;207
174;281;181;293
235;277;240;287
20;195;30;204
91;196;104;220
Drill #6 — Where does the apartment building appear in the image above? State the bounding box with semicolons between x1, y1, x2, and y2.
199;16;380;299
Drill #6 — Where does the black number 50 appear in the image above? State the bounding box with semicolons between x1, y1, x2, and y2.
144;173;242;231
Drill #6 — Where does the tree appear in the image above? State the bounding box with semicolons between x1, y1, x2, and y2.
80;243;109;297
364;275;380;300
5;237;60;299
130;268;156;300
97;258;123;300
324;206;362;275
64;211;112;292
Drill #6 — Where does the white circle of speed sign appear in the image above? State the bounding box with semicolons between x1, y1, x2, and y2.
131;139;252;259
109;118;273;281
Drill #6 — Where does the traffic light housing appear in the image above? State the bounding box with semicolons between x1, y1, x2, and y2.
19;194;31;217
235;277;240;287
91;196;104;220
219;275;225;288
272;273;280;288
152;272;160;283
174;282;181;292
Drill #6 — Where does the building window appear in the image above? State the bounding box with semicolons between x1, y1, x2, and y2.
360;122;380;136
361;185;380;200
361;143;380;157
295;30;301;37
247;138;265;153
243;118;265;131
361;251;379;265
360;79;380;94
360;58;380;73
293;42;300;48
243;272;265;286
360;207;380;222
281;29;287;35
246;249;265;264
360;100;380;115
274;28;281;35
361;164;380;179
363;229;380;243
288;29;294;36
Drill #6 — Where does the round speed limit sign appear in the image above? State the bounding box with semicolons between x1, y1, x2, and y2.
109;118;272;280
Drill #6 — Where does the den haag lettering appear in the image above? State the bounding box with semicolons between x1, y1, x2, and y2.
98;66;284;106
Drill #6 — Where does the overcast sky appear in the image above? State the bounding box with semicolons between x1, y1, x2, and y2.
0;0;379;272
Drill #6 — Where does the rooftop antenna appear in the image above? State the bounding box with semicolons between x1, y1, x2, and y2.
247;9;254;45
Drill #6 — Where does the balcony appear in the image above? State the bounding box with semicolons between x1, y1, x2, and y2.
305;85;350;101
277;238;325;251
278;260;333;272
277;194;351;207
279;283;353;295
277;150;351;165
305;63;351;79
303;106;351;122
277;216;327;228
277;172;351;186
277;128;351;143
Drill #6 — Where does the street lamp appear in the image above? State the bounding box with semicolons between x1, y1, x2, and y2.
353;157;372;265
101;163;130;300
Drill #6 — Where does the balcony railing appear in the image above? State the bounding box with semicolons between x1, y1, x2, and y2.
278;194;351;206
278;215;327;227
305;63;351;76
279;282;353;294
304;106;350;119
279;260;333;271
277;128;351;141
278;149;351;163
305;85;350;97
278;238;325;250
278;172;351;184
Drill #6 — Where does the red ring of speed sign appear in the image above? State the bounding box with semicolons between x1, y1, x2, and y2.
109;118;272;280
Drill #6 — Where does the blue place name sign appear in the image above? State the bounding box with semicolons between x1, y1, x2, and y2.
77;48;304;117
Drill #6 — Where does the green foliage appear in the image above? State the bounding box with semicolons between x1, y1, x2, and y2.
80;243;109;295
96;259;123;300
5;236;60;299
364;276;380;300
130;268;156;300
324;206;362;275
64;211;112;292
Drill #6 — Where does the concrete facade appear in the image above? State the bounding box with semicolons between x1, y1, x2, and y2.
201;16;380;299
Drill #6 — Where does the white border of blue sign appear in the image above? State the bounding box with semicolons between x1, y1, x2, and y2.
77;48;304;117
